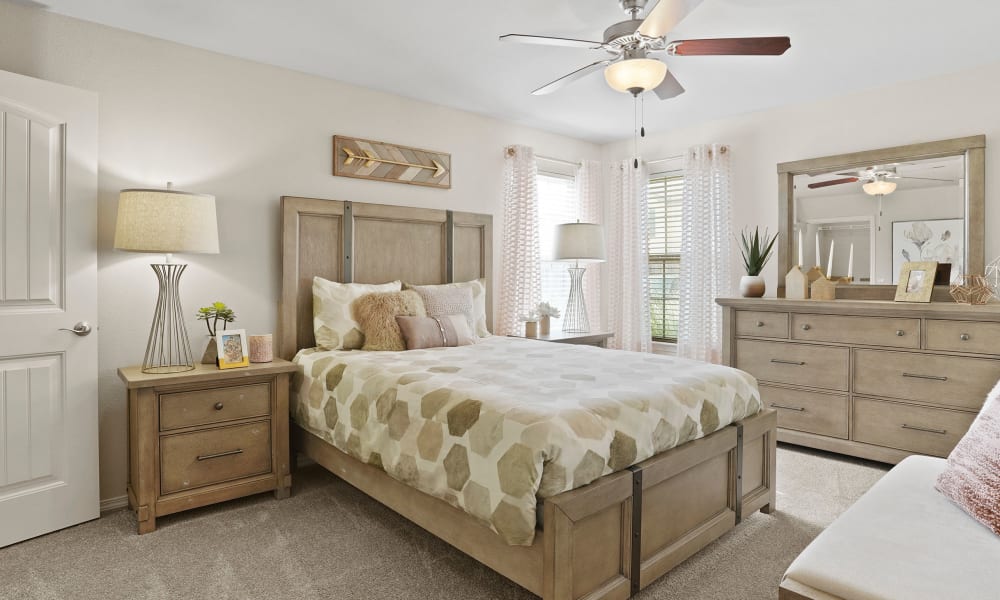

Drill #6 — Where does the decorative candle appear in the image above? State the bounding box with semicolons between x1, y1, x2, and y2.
847;243;854;280
798;230;803;266
827;240;835;278
248;334;273;363
815;235;821;267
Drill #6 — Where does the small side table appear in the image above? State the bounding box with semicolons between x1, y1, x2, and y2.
118;360;298;534
514;331;614;348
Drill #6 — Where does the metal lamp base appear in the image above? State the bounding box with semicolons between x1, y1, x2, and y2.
562;266;591;333
142;263;195;374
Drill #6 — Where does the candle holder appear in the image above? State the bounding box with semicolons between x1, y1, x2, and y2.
785;266;809;299
810;276;837;301
836;276;854;284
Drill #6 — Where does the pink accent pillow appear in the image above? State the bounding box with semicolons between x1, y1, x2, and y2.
935;381;1000;535
395;315;477;350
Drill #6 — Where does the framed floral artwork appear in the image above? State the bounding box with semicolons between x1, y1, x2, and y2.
892;218;963;284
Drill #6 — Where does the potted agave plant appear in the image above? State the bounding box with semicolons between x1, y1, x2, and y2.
196;301;236;364
738;227;778;298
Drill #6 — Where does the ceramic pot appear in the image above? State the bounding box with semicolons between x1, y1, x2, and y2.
201;337;218;365
740;275;766;298
539;315;550;336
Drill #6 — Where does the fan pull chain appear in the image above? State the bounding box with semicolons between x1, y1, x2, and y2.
641;93;646;138
633;94;639;169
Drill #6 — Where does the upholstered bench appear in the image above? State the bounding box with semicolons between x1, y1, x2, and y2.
779;455;1000;600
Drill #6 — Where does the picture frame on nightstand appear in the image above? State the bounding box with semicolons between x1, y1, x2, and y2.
217;328;250;369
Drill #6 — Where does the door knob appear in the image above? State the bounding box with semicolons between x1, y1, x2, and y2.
59;321;92;336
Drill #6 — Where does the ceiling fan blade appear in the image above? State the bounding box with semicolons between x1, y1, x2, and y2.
896;176;957;182
499;34;604;49
652;71;685;100
638;0;705;39
670;36;791;56
807;177;858;189
531;60;611;95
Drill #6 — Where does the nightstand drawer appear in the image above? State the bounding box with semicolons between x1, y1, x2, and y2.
160;383;271;431
160;421;271;494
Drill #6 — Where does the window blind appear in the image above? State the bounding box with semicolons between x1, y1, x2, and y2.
647;173;683;342
538;171;579;328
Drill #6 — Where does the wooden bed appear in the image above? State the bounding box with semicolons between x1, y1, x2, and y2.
279;195;777;600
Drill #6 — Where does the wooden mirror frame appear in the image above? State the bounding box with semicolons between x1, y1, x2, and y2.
776;135;986;300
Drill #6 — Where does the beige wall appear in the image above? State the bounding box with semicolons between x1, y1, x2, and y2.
0;1;600;503
601;61;1000;294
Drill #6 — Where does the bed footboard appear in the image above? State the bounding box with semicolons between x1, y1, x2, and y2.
738;409;778;517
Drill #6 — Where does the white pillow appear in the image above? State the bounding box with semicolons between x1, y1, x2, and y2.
405;279;490;337
313;277;401;350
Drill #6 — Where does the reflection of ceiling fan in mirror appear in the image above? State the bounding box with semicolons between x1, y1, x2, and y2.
500;0;791;98
808;165;957;196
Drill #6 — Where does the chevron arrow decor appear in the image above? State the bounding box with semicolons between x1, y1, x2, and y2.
333;135;452;189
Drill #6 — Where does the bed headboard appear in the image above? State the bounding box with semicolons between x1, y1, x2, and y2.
278;196;493;359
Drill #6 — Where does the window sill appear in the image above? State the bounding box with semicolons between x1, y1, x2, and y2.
651;341;677;356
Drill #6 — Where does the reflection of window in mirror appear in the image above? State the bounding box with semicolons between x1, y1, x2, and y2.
793;155;965;284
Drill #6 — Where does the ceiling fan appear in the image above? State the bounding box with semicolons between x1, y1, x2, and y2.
808;166;957;195
500;0;791;99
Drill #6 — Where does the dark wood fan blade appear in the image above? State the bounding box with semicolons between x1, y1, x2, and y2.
652;71;685;100
671;36;791;56
531;60;611;95
808;177;858;189
638;0;706;39
499;34;604;49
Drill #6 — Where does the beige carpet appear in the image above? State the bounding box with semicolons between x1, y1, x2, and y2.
0;445;888;600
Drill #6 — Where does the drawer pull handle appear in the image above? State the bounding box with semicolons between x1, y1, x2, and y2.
756;321;764;327
771;359;806;366
902;372;948;382
771;403;805;412
895;330;905;337
800;324;811;331
960;333;970;341
901;424;947;435
214;402;224;411
197;449;243;461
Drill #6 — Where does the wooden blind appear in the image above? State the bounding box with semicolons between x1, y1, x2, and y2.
538;171;579;327
647;173;683;342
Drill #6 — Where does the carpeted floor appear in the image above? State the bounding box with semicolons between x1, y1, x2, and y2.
0;444;888;600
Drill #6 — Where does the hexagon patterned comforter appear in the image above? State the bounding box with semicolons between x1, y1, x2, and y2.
291;336;760;546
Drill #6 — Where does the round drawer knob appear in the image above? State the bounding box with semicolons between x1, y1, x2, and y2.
214;402;224;411
960;333;971;341
896;330;905;337
801;324;811;331
755;321;764;327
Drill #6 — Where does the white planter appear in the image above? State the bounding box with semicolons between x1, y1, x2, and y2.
740;275;766;298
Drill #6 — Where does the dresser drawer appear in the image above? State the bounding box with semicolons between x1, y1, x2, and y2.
735;310;788;339
925;319;1000;355
736;340;849;391
760;384;848;438
160;421;272;494
853;397;975;457
790;314;920;348
160;383;271;431
854;349;998;410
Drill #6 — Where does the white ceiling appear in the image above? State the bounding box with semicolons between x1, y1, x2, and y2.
32;0;1000;143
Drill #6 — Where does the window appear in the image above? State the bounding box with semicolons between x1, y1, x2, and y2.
537;170;579;328
647;173;683;342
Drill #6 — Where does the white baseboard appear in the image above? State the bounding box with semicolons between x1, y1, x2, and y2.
100;495;128;513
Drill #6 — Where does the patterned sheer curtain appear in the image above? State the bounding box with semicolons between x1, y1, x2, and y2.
497;145;541;336
577;160;603;330
606;160;652;352
678;144;733;363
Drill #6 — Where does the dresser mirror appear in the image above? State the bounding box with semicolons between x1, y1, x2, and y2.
777;136;985;299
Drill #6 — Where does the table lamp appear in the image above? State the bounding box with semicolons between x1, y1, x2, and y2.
114;187;219;373
553;222;606;333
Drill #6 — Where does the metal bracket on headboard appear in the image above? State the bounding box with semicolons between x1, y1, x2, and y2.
343;202;354;283
445;210;454;283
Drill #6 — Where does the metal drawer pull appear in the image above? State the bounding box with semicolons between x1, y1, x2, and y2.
756;321;765;327
771;403;805;412
214;402;224;410
800;324;811;331
901;424;947;435
960;333;970;341
197;449;243;461
771;359;806;366
902;372;948;382
895;330;905;337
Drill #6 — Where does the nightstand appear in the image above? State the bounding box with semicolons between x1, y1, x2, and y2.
517;331;614;348
117;360;298;534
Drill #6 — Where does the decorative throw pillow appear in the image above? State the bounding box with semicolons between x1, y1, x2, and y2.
353;290;426;351
396;315;478;349
313;277;401;350
935;382;1000;535
407;284;475;330
404;279;490;337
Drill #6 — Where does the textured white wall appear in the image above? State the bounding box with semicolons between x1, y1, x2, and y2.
0;1;599;502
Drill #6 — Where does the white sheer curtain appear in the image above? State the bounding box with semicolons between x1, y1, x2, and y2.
497;145;541;336
606;160;651;352
577;159;603;331
678;144;733;363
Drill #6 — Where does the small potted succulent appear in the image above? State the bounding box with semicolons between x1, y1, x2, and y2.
196;301;236;364
738;227;778;298
536;301;561;336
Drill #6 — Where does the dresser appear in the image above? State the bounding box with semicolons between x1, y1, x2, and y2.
717;298;1000;464
118;360;297;533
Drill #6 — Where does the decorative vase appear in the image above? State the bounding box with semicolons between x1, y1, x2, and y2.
740;275;766;298
525;321;538;338
249;334;274;363
201;337;218;365
540;315;550;336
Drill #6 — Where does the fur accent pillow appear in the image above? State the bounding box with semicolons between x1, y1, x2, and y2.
396;315;477;349
353;290;426;351
936;381;1000;536
405;279;490;337
313;278;401;350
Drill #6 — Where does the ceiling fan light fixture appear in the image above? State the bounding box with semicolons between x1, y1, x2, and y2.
862;180;897;196
604;58;667;95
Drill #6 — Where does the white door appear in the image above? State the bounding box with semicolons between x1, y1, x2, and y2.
0;70;99;546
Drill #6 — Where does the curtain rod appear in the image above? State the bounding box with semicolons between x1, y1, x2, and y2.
646;155;685;166
535;154;582;168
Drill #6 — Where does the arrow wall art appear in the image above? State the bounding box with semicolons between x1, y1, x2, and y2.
333;135;452;189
